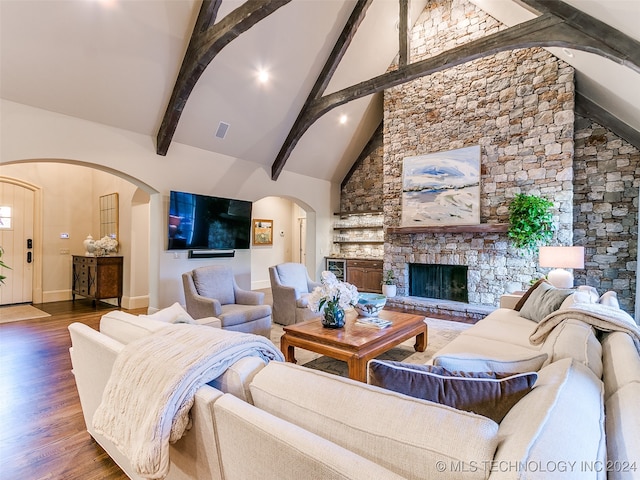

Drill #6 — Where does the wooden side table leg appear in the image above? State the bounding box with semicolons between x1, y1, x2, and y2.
414;326;428;352
280;335;297;364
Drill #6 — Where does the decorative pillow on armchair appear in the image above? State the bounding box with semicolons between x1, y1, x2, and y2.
368;360;537;423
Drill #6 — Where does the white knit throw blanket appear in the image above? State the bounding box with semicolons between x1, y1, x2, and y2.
92;324;284;479
529;302;640;353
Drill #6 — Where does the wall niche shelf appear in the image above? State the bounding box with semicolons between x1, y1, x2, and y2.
333;226;382;230
332;240;385;244
334;209;382;218
387;223;510;234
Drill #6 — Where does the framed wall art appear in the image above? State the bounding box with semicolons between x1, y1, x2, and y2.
253;219;273;245
401;145;481;227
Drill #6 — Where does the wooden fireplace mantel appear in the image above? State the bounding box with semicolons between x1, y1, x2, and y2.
386;223;510;234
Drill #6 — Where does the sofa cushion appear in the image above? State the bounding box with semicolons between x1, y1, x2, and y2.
100;310;170;344
540;318;603;378
604;382;640;480
459;308;541;348
518;282;573;323
213;393;406;480
368;360;537;423
601;331;640;401
433;352;548;374
434;334;542;362
493;358;605;479
250;362;499;480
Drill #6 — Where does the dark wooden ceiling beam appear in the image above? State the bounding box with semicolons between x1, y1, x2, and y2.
576;92;640;151
270;0;373;180
398;0;410;67
517;0;640;71
270;0;640;181
157;0;291;156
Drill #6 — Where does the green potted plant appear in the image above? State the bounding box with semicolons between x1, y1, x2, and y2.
0;247;10;285
381;269;397;298
508;193;554;253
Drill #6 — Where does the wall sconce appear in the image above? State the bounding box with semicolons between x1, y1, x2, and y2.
539;246;585;288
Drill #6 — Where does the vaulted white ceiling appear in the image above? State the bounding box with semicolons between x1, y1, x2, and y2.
1;0;638;184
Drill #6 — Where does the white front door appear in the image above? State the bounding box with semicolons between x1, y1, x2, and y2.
0;181;34;305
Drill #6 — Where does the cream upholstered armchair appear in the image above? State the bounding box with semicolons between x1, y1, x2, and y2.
268;263;321;326
182;265;272;338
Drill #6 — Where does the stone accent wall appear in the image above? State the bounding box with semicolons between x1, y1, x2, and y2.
573;116;639;313
340;134;384;213
383;0;574;306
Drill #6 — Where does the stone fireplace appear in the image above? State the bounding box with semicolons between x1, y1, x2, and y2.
409;264;468;303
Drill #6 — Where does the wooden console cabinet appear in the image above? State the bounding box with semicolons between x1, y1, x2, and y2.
72;255;123;306
346;259;383;293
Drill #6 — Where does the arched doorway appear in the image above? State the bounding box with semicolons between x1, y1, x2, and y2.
1;160;154;309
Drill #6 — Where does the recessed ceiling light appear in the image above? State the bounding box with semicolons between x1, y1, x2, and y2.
257;69;269;84
562;48;574;58
339;114;348;125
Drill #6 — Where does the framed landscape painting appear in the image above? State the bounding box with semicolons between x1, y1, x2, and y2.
253;219;273;245
401;145;481;227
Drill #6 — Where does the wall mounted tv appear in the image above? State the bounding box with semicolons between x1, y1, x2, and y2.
168;191;252;250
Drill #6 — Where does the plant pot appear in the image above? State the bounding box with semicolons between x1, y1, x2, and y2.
382;284;396;298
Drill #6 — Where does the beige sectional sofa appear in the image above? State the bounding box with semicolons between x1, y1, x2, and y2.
69;292;640;480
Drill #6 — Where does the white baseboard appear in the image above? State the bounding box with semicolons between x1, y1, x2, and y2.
42;290;73;303
122;295;149;310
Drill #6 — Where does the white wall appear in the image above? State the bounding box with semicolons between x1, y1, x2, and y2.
1;100;336;310
251;196;294;290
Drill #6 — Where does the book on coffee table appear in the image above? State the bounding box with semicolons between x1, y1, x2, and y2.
355;317;392;329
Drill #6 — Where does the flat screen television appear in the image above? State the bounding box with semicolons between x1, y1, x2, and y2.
168;191;252;250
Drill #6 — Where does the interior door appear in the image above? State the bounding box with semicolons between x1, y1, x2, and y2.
0;181;34;305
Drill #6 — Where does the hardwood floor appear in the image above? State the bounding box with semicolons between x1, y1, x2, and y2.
0;300;143;480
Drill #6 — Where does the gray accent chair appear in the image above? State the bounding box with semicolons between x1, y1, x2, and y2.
182;265;272;338
269;263;322;326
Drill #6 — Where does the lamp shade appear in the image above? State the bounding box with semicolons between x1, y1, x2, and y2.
539;246;585;269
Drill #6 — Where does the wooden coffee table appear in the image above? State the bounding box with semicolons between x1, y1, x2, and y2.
280;310;428;382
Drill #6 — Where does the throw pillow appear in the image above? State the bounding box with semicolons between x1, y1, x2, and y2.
598;291;620;309
141;302;197;324
514;278;549;311
518;282;574;323
559;290;594;310
433;352;548;374
577;285;600;303
368;360;537;423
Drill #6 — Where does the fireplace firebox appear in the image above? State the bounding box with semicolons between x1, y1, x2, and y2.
409;264;468;303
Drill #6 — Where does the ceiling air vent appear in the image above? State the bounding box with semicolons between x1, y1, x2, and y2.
215;121;230;139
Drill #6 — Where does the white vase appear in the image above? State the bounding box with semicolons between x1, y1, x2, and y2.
83;235;95;256
382;284;397;298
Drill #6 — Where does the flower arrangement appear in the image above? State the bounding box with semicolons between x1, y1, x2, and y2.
307;271;359;314
93;235;118;256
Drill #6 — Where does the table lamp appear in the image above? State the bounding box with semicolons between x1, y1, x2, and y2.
538;246;585;288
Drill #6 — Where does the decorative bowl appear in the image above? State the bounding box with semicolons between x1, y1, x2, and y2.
354;293;387;317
